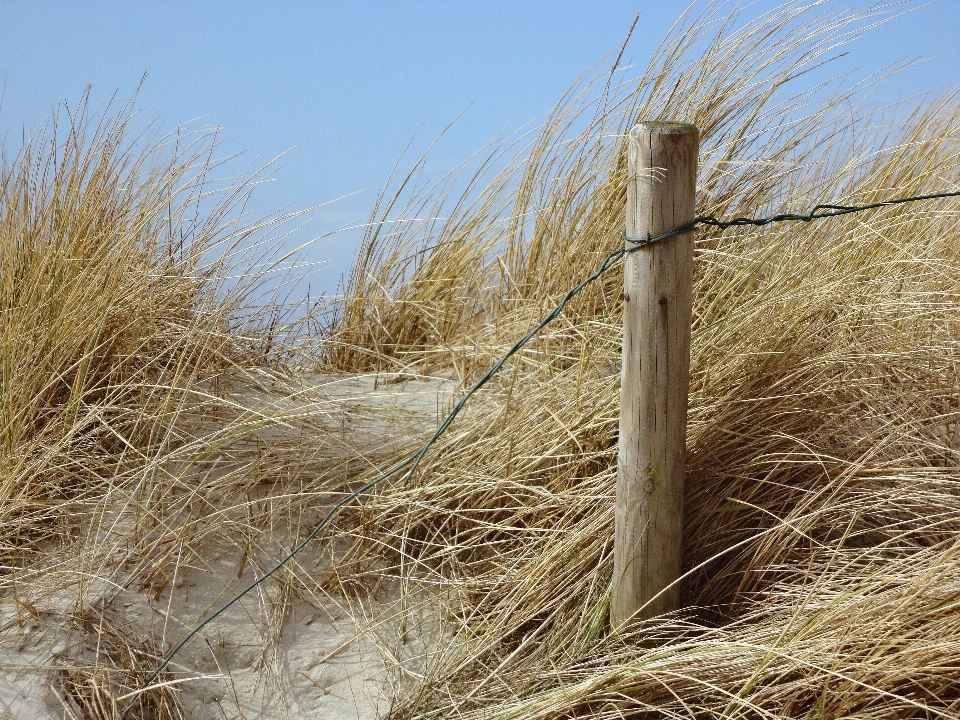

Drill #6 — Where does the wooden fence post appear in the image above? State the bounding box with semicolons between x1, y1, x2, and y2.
612;122;698;629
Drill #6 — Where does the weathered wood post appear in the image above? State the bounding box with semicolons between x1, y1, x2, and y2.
612;122;698;628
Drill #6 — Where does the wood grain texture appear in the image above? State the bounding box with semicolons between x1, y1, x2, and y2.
612;122;698;629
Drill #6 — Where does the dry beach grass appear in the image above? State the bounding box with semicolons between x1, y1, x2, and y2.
4;1;960;718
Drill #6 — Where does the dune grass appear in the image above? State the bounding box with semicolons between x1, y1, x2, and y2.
5;1;960;718
0;95;380;717
320;2;960;718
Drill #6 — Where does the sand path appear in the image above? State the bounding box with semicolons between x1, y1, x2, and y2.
0;372;456;719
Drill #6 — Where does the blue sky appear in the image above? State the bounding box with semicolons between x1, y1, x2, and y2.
1;1;958;293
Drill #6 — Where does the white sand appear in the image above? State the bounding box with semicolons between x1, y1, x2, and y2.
0;372;456;719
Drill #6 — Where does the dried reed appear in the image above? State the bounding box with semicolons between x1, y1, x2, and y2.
323;2;960;718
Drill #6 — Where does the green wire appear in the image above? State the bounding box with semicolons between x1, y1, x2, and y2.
623;190;960;244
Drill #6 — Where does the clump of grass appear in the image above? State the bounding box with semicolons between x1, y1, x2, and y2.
0;94;375;717
320;2;960;718
57;603;188;720
0;94;251;562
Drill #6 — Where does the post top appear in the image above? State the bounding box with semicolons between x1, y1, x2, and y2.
630;121;699;136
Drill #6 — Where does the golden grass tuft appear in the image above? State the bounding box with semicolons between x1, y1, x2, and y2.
0;94;368;718
57;603;188;720
0;94;261;562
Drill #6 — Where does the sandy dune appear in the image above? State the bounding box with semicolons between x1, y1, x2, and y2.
0;373;456;720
